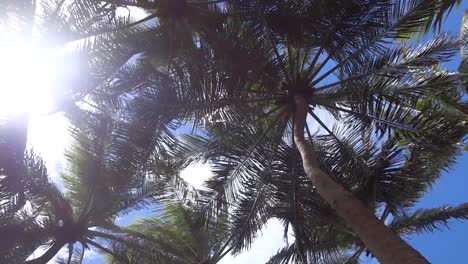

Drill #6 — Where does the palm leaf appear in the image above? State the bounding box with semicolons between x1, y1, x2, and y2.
390;203;468;235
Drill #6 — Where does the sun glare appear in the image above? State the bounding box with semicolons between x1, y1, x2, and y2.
0;37;57;116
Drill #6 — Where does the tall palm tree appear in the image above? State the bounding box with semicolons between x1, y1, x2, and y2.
90;2;468;263
88;105;466;264
171;101;466;263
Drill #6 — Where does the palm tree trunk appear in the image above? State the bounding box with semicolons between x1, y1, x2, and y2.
293;95;429;264
24;239;66;264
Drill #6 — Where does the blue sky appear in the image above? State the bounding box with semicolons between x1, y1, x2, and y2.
408;154;468;263
25;3;468;263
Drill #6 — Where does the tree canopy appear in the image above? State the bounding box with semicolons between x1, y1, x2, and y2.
0;1;467;264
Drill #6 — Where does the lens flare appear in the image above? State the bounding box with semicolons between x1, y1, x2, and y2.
0;37;58;116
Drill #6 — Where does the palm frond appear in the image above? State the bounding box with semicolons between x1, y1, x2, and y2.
55;243;85;264
265;228;351;264
390;203;468;235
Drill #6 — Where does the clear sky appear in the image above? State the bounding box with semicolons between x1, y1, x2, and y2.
26;3;468;264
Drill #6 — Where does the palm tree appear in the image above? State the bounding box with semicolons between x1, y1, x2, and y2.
0;113;164;264
88;2;467;263
267;126;468;263
171;101;466;263
0;152;53;264
106;202;229;264
48;145;228;264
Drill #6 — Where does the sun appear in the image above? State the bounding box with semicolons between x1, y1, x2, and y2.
0;36;58;117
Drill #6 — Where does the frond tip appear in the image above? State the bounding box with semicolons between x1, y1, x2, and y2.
390;203;468;235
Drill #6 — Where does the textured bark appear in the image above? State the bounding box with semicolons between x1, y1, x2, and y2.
24;240;66;264
293;95;429;264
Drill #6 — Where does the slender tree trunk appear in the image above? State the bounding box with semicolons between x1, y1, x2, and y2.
293;95;429;264
24;240;66;264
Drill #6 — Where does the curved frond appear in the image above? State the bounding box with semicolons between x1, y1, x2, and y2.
390;203;468;235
